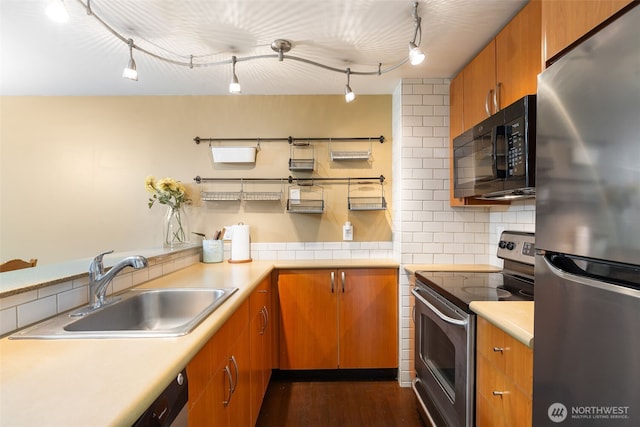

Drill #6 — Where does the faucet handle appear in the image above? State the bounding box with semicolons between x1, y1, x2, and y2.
90;250;114;274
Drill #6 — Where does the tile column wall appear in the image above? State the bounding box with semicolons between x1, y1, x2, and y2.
392;78;535;386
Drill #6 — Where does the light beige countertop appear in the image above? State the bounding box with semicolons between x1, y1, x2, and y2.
404;264;502;275
0;259;398;426
470;301;535;348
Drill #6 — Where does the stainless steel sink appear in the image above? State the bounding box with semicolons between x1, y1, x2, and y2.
9;288;238;339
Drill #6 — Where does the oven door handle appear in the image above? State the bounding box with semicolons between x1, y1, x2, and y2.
412;288;468;327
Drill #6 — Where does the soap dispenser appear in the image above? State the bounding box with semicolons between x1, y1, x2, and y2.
343;221;353;241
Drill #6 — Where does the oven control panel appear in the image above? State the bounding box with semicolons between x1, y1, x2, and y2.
497;231;535;265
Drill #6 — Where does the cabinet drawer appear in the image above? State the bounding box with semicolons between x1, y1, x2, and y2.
476;317;532;392
477;353;532;427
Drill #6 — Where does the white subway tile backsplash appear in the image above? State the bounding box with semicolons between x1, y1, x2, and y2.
0;308;17;336
17;295;57;328
38;281;73;298
57;286;88;313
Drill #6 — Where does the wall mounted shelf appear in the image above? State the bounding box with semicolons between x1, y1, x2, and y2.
286;184;325;214
348;178;387;210
289;142;315;171
194;175;385;212
329;138;373;161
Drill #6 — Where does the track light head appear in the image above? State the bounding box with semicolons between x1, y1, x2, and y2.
344;68;355;103
46;0;70;23
229;56;241;93
408;2;425;66
409;42;425;65
122;39;138;81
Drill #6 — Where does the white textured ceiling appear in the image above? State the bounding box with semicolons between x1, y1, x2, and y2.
0;0;528;96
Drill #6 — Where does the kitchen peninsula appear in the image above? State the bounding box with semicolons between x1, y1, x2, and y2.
0;255;398;426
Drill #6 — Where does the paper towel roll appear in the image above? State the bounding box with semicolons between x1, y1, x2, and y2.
230;224;251;262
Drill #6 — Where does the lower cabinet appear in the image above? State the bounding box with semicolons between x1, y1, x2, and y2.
278;268;398;370
187;300;251;427
249;277;272;426
187;278;273;427
476;316;533;427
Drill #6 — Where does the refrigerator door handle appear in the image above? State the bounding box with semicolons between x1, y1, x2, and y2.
542;254;640;299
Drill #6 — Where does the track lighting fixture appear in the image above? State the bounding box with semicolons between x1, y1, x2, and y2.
409;2;425;65
122;39;138;81
51;0;427;100
344;68;356;103
229;56;241;94
409;42;425;65
45;0;70;23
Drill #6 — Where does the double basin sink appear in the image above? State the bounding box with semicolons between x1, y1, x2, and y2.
10;287;238;339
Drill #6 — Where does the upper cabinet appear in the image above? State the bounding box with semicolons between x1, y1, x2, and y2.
462;41;497;128
462;0;542;127
542;0;634;63
495;1;542;108
449;0;541;206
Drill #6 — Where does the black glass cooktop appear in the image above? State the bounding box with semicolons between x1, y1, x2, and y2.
415;270;534;312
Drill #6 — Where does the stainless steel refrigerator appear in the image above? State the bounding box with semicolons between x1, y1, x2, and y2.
534;4;640;426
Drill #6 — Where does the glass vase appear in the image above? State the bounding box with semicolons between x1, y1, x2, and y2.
163;205;189;248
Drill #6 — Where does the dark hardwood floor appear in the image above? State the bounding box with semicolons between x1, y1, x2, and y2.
256;378;426;427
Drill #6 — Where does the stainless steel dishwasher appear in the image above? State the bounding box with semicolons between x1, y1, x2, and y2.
133;369;188;427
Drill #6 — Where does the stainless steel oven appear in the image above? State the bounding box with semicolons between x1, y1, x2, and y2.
412;284;474;427
412;231;535;427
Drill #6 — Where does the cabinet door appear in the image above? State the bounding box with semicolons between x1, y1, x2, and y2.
187;299;250;427
449;72;467;207
462;41;496;127
249;277;271;426
542;0;633;63
476;317;532;427
278;269;338;369
496;0;542;108
339;268;398;368
229;322;251;427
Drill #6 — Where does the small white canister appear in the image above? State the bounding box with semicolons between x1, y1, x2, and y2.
202;240;224;263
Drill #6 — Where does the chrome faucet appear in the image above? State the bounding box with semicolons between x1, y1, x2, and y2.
88;250;148;309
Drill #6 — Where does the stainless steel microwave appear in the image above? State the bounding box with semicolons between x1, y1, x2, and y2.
453;95;536;200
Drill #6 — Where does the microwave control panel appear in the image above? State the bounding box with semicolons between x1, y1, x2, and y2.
506;118;526;177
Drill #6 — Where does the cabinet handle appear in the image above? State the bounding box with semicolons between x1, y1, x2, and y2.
330;271;335;293
493;347;505;353
223;365;233;407
494;82;501;112
341;271;345;293
260;306;268;335
485;89;493;116
492;391;507;396
259;307;265;335
263;306;269;332
230;355;238;393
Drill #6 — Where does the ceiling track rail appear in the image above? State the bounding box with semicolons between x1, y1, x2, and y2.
193;136;385;145
194;175;385;184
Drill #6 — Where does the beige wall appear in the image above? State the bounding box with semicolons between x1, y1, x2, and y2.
0;95;392;265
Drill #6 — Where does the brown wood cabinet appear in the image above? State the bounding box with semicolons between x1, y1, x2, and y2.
542;0;634;63
462;40;497;129
277;268;398;370
475;317;533;427
187;300;251;427
449;0;541;207
249;277;272;426
461;1;541;128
